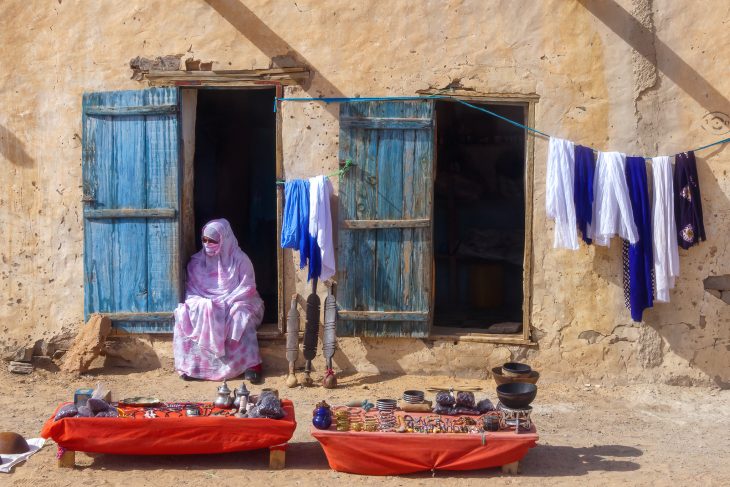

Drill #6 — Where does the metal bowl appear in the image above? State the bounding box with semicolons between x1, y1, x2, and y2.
496;382;537;409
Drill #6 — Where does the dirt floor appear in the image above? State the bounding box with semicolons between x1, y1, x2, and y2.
0;365;728;486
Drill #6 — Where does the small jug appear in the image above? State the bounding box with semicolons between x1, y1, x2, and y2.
312;400;332;430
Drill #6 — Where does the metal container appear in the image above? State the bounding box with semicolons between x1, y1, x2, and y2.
214;380;233;408
233;382;250;409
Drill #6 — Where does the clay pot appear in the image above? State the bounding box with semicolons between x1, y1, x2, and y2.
501;362;532;377
492;366;540;386
0;432;30;454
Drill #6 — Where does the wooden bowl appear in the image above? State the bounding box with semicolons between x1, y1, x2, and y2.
492;366;540;385
0;432;29;454
501;362;532;377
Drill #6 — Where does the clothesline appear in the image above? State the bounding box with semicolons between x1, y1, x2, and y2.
275;159;354;185
274;95;730;159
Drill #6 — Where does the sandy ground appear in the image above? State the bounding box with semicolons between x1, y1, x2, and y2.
0;365;728;487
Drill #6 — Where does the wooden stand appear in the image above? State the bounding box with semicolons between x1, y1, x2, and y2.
58;449;75;468
269;445;286;470
501;460;519;474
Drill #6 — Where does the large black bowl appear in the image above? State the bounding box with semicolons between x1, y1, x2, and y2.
496;382;537;409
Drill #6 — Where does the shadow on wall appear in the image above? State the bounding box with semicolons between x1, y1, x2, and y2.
204;0;345;116
0;123;34;167
590;151;730;388
579;0;730;115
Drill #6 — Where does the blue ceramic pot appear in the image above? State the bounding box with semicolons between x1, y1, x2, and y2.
312;406;332;430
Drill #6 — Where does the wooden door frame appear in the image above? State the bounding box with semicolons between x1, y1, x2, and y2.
178;83;285;338
423;92;539;345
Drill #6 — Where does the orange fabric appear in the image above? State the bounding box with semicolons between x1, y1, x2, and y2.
311;425;538;475
41;400;296;455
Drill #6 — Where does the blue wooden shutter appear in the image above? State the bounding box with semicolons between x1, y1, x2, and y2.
337;100;434;337
82;87;181;333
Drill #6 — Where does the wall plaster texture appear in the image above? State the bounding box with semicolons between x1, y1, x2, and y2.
0;0;728;387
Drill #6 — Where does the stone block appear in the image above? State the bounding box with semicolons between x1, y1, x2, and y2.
703;275;730;291
61;314;112;374
9;361;33;374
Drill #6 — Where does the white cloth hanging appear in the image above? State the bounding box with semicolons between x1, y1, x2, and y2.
590;151;639;246
651;156;680;302
309;175;336;281
546;137;579;250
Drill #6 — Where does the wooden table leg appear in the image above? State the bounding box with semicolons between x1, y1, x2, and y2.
501;460;519;474
58;449;75;468
269;444;286;470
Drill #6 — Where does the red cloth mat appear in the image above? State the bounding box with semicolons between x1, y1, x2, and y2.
311;425;538;475
41;400;296;455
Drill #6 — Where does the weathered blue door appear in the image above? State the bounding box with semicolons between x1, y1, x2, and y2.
82;87;181;333
337;100;434;337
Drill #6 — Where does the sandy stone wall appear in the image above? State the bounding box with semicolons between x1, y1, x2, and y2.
0;0;728;387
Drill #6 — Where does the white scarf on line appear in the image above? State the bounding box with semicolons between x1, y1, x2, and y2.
590;151;639;246
651;156;680;302
546;137;579;250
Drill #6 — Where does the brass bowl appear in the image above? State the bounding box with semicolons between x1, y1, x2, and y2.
491;366;540;385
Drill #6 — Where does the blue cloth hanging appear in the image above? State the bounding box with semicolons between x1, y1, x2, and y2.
573;145;595;245
622;156;654;322
281;179;311;270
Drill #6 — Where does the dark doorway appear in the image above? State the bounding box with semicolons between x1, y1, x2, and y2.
193;89;277;324
433;101;526;333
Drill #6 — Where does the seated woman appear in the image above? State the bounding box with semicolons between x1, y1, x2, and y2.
173;218;265;383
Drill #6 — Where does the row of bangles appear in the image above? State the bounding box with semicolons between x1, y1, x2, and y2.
399;414;482;434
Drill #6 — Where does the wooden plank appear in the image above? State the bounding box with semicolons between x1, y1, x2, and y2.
337;311;429;321
269;447;286;470
57;449;75;468
103;312;173;321
84;103;115;318
110;90;147;316
411;111;435;331
145;87;181;318
415;89;541;102
147;67;309;77
85;104;178;116
340;116;433;129
374;123;404;311
112;322;173;334
522;101;536;342
84;208;176;219
341;219;429;229
401;129;417;314
180;89;198;270
275;84;285;334
336;107;358;336
348;321;430;338
429;327;537;345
